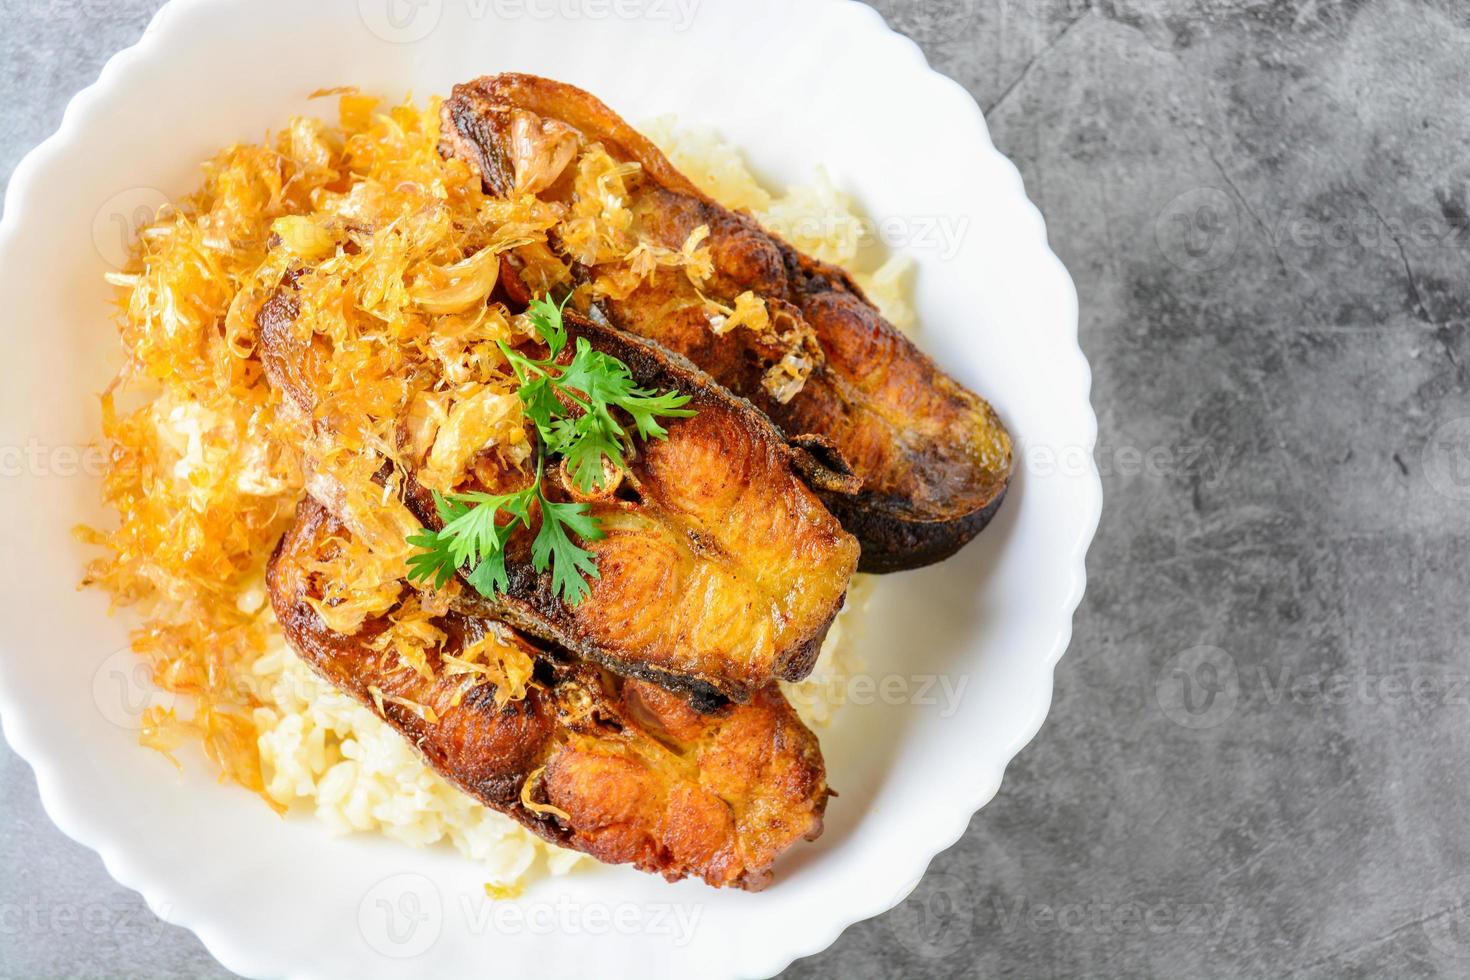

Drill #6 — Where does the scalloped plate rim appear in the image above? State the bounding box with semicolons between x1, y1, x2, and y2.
0;1;1100;977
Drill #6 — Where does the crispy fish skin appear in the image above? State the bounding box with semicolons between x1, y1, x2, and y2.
442;73;1014;572
258;289;860;704
268;500;830;890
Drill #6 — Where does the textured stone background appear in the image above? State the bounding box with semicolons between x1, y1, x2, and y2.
5;0;1470;976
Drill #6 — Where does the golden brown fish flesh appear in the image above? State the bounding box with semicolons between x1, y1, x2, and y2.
441;73;1014;572
267;501;830;890
258;287;860;703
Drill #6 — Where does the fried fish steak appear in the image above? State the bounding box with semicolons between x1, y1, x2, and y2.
441;73;1015;572
258;288;860;703
268;501;830;890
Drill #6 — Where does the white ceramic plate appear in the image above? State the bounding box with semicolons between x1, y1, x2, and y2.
0;0;1097;976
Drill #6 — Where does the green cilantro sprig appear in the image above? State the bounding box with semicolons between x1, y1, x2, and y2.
404;294;696;607
405;458;605;606
500;295;696;494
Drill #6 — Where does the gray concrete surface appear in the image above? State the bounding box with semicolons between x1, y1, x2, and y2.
4;0;1470;976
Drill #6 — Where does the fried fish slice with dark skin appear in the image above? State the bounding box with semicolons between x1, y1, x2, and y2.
441;73;1014;572
258;287;860;703
268;501;830;890
416;313;861;703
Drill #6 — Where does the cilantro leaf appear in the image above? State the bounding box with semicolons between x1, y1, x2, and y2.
405;486;534;594
555;412;624;494
526;293;571;357
405;291;697;607
406;527;462;590
517;374;564;441
405;459;604;607
437;487;533;568
464;549;510;598
548;337;695;490
555;340;626;405
532;491;604;606
620;387;697;442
